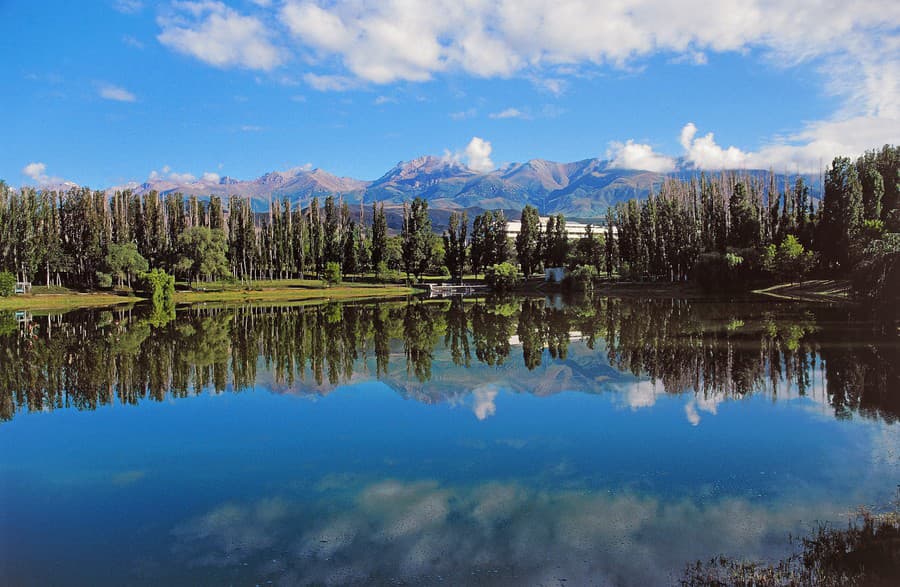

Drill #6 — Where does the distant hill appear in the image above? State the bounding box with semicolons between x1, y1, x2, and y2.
108;155;820;219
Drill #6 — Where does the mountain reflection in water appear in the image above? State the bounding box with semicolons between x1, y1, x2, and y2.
1;295;897;424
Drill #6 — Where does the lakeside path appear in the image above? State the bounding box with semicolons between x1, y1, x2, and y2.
0;282;418;312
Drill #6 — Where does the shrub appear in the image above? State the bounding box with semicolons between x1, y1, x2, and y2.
324;262;342;286
376;261;403;283
439;265;451;278
136;269;175;305
565;264;598;291
485;262;519;292
0;271;15;297
96;271;113;289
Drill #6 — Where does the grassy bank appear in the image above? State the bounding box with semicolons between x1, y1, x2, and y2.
173;281;416;304
753;279;851;303
0;291;140;311
0;280;418;312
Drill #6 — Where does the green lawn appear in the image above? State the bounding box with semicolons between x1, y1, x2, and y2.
1;279;418;312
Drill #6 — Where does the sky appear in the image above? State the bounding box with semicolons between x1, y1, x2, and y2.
1;0;897;188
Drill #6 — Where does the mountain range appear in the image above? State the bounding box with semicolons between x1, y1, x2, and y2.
109;155;818;220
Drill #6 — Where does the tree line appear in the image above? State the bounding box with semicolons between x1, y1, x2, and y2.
603;146;900;296
0;185;455;287
2;144;896;296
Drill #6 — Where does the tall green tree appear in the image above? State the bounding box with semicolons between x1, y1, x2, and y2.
371;202;388;272
104;243;149;288
515;205;541;277
443;211;468;283
175;226;230;284
820;156;863;270
401;198;432;279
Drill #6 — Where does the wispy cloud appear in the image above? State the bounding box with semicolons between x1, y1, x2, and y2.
112;0;143;15
489;107;528;120
98;83;137;102
450;108;477;121
304;73;357;91
121;35;144;49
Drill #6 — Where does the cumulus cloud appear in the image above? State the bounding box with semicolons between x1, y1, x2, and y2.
472;385;499;420
98;83;137;102
489;107;527;119
463;136;494;173
607;140;676;172
201;172;220;182
679;122;749;170
22;162;63;186
157;1;282;70
22;162;49;183
271;1;897;107
269;1;899;171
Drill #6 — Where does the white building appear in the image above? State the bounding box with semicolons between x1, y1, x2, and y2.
505;217;616;240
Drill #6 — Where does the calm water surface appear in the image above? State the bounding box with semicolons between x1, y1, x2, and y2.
1;295;898;586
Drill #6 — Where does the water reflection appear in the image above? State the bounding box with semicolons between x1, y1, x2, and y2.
1;295;898;424
167;478;843;586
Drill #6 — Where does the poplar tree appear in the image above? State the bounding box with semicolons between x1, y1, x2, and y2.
515;205;542;278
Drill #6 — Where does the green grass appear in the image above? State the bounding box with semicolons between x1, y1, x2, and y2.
0;292;140;311
0;279;417;312
173;282;416;304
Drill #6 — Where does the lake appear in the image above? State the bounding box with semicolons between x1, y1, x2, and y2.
1;295;897;586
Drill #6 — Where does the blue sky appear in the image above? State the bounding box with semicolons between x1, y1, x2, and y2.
1;1;897;188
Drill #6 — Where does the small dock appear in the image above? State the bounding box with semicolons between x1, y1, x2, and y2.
426;283;489;297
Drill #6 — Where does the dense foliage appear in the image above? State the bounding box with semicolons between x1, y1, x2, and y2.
484;262;519;292
0;270;14;296
605;146;898;294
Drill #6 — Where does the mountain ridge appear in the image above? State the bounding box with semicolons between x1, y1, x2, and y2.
105;156;819;218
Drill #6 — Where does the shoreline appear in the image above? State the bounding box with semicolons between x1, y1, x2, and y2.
0;282;418;312
1;278;854;313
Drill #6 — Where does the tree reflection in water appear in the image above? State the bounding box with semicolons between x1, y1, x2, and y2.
0;295;897;423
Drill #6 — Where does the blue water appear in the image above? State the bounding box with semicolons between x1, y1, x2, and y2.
0;299;897;585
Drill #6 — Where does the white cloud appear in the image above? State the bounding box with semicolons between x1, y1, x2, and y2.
679;122;749;170
168;171;196;182
240;124;263;132
23;162;48;182
489;107;527;119
201;172;220;182
157;1;282;71
303;73;357;91
374;95;397;105
268;1;898;171
464;137;494;173
472;385;498;420
21;162;72;186
607;140;676;172
98;83;137;102
148;166;196;183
